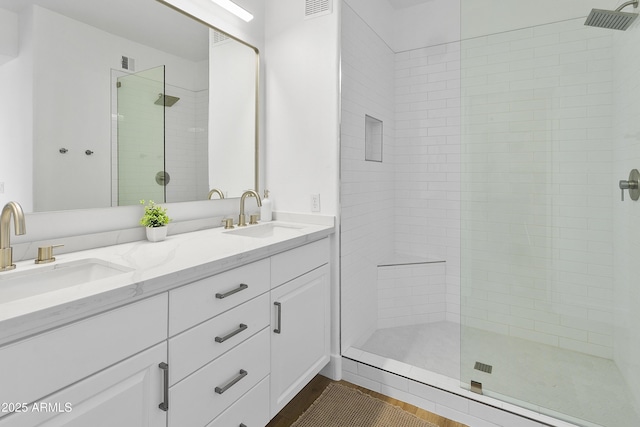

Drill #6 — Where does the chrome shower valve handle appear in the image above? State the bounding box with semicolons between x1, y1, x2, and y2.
619;169;640;201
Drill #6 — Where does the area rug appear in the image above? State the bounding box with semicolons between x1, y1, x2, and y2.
291;383;440;427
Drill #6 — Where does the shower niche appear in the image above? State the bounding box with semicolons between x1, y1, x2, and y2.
365;114;383;162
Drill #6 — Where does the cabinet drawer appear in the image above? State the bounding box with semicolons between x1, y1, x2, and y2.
271;238;329;287
169;258;270;335
169;293;270;385
206;376;270;427
0;294;167;413
169;327;270;427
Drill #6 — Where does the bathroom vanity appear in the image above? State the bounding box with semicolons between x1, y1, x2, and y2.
0;219;333;427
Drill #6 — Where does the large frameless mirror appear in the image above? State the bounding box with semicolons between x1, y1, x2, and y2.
0;0;259;212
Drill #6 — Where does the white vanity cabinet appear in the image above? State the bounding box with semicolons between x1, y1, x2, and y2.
270;239;330;417
167;258;272;427
0;294;168;427
0;230;333;427
167;237;331;426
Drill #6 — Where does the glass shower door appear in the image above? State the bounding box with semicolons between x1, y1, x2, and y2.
460;2;640;426
116;66;166;206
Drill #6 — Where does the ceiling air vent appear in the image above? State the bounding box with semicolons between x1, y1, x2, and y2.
121;55;135;71
305;0;332;19
212;29;230;45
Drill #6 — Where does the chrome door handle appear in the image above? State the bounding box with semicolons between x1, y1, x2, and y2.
215;369;248;394
216;284;248;299
215;324;248;343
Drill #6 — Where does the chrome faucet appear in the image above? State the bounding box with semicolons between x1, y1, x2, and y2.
238;190;262;227
0;201;26;271
208;188;225;200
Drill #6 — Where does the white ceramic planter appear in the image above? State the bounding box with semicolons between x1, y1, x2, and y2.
145;226;168;242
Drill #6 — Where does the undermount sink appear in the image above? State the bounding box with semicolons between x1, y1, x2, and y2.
224;222;304;238
0;258;133;303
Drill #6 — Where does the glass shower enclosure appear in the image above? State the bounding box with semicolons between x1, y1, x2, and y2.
340;0;640;426
116;65;166;206
459;1;640;425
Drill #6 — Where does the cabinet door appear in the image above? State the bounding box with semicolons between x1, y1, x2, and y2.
0;343;168;427
270;265;330;417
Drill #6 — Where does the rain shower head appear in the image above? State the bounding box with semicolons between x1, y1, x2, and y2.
585;0;639;31
154;93;180;107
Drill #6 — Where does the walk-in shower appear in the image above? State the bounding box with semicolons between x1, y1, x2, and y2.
340;1;640;426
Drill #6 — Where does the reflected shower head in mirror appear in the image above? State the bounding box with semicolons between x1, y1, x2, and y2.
154;93;180;107
585;0;639;31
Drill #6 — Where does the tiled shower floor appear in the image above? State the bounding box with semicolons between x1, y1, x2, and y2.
358;321;640;427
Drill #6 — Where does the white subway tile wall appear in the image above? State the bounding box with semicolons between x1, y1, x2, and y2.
395;41;462;323
612;17;640;412
377;262;447;328
460;19;615;359
340;3;396;349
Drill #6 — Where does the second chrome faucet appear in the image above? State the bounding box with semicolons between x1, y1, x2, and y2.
238;190;262;227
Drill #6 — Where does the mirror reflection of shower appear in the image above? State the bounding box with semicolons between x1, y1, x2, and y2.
115;65;166;207
154;93;180;107
112;64;210;207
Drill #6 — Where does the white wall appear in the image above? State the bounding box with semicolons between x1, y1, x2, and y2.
0;8;18;64
0;8;33;212
209;33;256;197
264;0;340;215
393;0;460;51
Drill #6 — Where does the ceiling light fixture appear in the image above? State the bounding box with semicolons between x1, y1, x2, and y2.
211;0;254;22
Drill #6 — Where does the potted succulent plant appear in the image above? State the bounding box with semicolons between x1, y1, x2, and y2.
140;200;171;242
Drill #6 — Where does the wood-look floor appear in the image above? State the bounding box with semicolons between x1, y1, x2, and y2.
267;375;468;427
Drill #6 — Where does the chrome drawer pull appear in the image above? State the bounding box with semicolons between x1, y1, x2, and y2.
273;302;282;334
215;369;248;394
216;284;248;299
215;324;248;343
158;362;169;411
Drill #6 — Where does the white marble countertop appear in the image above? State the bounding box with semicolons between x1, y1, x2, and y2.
0;216;334;346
